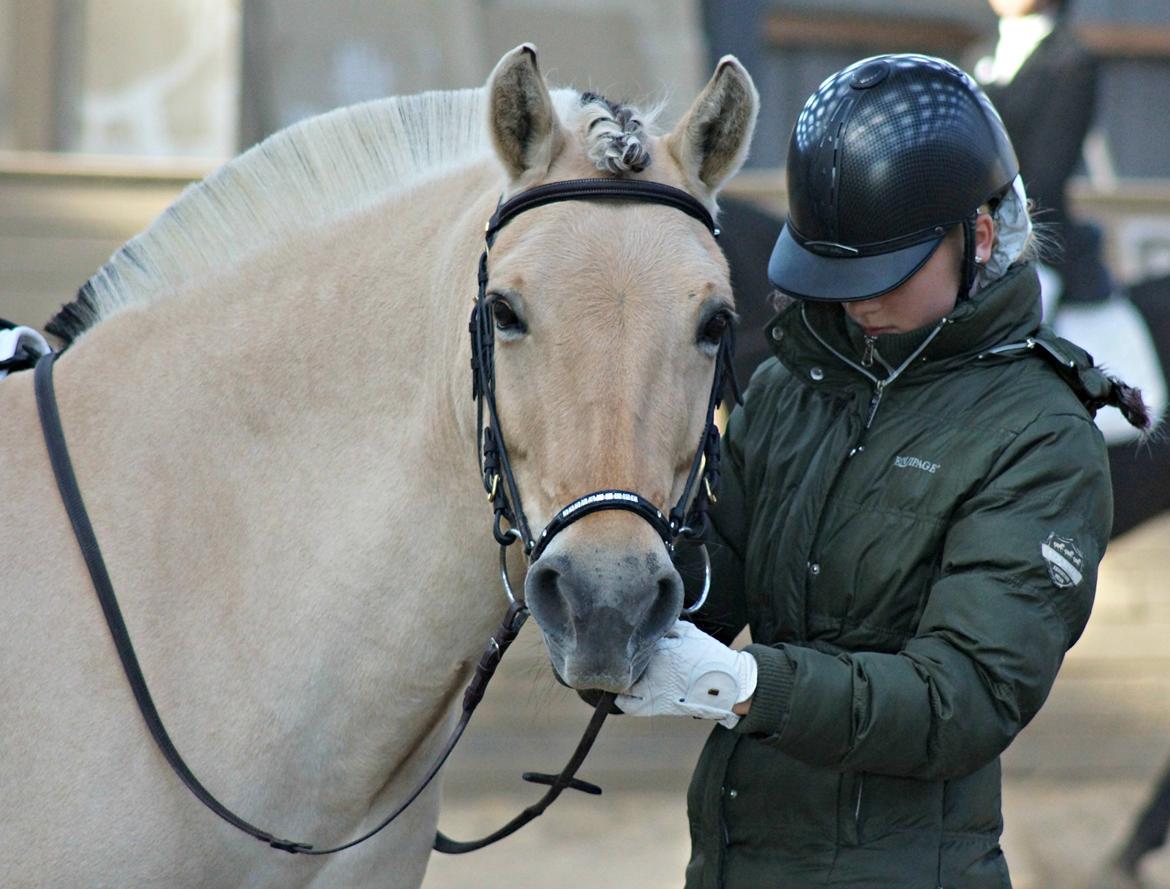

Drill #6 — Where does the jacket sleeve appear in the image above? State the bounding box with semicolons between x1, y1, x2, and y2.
735;410;1112;780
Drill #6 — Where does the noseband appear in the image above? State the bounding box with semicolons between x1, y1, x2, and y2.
470;177;742;614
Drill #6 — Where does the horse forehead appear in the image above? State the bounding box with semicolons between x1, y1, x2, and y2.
504;246;721;334
499;202;726;287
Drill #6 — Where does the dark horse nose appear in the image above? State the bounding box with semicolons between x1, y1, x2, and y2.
524;544;683;691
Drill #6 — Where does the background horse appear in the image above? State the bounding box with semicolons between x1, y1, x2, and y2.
0;45;757;889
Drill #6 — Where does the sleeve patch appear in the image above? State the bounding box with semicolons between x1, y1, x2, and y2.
1041;533;1084;588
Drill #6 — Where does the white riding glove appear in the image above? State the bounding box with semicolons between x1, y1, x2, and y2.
0;325;49;381
616;619;757;728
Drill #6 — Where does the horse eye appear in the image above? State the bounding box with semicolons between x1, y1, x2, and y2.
699;311;731;347
491;299;525;334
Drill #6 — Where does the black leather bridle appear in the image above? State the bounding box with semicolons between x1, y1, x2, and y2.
471;178;741;597
29;176;740;859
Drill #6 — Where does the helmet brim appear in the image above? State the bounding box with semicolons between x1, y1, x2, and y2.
767;223;944;303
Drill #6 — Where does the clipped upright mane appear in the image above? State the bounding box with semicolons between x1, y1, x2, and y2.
47;86;659;343
48;89;495;344
47;86;656;345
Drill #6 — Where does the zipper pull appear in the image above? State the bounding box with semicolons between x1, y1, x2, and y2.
861;335;877;368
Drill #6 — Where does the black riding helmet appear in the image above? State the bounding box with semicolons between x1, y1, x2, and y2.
768;54;1019;302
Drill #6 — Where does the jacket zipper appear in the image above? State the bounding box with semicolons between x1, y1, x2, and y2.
865;380;885;426
798;310;950;635
850;378;890;455
800;308;948;455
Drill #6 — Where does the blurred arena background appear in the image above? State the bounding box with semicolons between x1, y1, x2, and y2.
3;2;1169;886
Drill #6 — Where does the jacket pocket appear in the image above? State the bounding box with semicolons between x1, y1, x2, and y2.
838;770;864;845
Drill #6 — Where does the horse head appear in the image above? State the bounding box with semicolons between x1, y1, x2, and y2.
481;46;758;692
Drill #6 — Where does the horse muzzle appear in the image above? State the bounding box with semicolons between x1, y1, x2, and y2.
523;534;683;692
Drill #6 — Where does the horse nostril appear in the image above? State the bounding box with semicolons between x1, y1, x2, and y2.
526;561;571;630
645;569;683;633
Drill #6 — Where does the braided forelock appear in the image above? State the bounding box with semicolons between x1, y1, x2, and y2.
579;91;652;175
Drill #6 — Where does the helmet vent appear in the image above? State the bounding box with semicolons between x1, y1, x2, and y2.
850;60;890;90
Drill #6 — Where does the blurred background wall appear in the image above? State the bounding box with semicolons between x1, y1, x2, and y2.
239;0;706;144
4;0;1170;326
4;0;1170;328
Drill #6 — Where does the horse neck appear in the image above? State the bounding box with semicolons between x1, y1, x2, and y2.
49;161;512;811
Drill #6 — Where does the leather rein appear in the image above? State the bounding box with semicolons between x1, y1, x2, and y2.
29;176;740;857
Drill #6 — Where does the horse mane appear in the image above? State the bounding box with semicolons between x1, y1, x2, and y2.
47;87;657;345
579;92;655;175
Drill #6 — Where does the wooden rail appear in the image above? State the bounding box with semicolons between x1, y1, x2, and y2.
3;158;1170;327
1078;23;1170;60
763;10;1170;61
0;155;205;327
763;10;981;57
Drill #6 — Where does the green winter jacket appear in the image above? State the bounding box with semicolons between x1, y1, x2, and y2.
686;263;1112;889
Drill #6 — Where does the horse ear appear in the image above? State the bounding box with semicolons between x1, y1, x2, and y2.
665;56;759;196
487;44;565;183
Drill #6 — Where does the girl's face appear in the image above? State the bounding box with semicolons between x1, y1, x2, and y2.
842;215;995;335
988;0;1054;18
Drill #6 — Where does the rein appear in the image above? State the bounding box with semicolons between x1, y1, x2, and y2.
29;175;739;859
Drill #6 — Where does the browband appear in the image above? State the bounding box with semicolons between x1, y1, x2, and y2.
486;178;719;247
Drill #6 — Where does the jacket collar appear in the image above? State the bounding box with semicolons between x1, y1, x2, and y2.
768;263;1044;385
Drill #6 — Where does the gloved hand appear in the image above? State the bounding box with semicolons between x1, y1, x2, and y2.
616;619;757;728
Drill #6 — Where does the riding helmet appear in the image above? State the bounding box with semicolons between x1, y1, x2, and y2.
768;53;1019;302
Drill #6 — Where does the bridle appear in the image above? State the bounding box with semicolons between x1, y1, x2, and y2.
27;176;741;858
471;178;741;606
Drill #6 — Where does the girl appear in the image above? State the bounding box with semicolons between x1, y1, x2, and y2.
617;54;1149;889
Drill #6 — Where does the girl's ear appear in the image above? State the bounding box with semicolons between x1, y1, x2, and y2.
975;212;996;264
